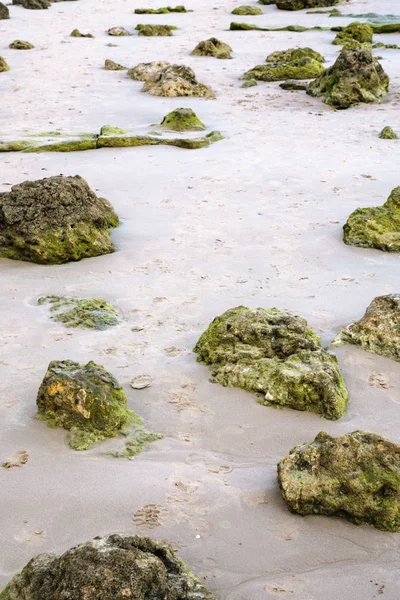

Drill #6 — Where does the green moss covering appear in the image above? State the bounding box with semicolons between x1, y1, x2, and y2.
135;5;191;13
159;108;205;131
27;138;98;152
379;126;398;139
230;21;328;31
278;430;400;531
0;141;34;152
242;57;324;82
9;40;34;49
191;37;232;59
241;78;258;87
266;47;325;64
70;29;94;38
135;24;177;36
107;430;163;458
0;56;10;72
343;186;400;252
0;2;10;19
100;125;129;136
232;5;262;15
276;0;342;9
38;295;119;330
332;22;374;46
194;306;348;420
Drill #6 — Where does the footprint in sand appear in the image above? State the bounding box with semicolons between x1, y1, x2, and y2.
132;504;168;530
2;450;29;469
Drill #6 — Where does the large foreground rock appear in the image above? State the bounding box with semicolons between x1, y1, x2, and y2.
191;37;232;59
276;0;341;9
278;431;400;531
194;306;348;420
0;175;119;264
0;534;215;599
128;62;214;97
37;360;136;450
307;49;389;109
0;2;9;18
336;295;400;361
242;57;324;82
343;186;400;252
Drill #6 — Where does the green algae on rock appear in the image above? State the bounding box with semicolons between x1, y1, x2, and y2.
12;0;50;8
232;5;262;15
276;0;341;9
38;295;119;330
266;47;325;64
128;61;215;97
104;58;128;70
280;80;308;90
37;360;137;450
100;125;129;135
135;5;191;13
70;29;94;38
135;24;177;36
191;37;232;59
9;40;34;49
334;295;400;362
160;108;205;131
241;78;258;87
230;21;328;32
0;57;10;72
343;186;400;252
332;22;374;46
379;126;398;139
194;306;348;420
242;57;324;82
278;430;400;531
0;175;119;264
307;49;389;109
0;2;9;19
0;534;216;599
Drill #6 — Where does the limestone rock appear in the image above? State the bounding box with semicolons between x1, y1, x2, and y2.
12;0;50;8
9;39;34;49
343;186;400;252
379;126;398;139
242;57;324;82
336;295;400;361
0;535;215;599
128;62;215;98
307;49;389;109
276;0;341;9
232;5;262;15
0;56;10;71
191;37;232;59
104;58;127;70
70;29;94;38
136;24;177;36
108;26;131;36
36;360;136;450
241;78;257;87
194;306;348;420
278;430;400;531
127;60;170;82
280;80;308;90
135;5;191;13
160;108;206;131
38;296;119;330
0;2;10;19
332;22;374;46
266;47;324;64
0;175;119;264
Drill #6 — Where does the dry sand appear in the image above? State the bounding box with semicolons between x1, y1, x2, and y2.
1;0;400;598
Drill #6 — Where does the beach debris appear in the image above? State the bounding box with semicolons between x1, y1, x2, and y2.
38;296;119;330
379;126;398;139
278;430;400;531
128;61;215;97
191;37;232;59
194;306;348;420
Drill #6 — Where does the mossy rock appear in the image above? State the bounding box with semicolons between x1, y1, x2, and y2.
129;62;215;98
38;295;119;330
242;57;324;82
241;78;258;87
191;37;232;59
307;49;389;109
135;5;191;13
266;47;325;64
343;186;400;252
0;56;10;72
339;39;372;51
332;22;374;46
230;22;327;31
108;26;131;36
0;535;216;599
232;5;262;15
379;126;398;139
70;29;94;38
278;430;400;531
280;80;308;90
0;175;119;264
159;108;205;131
9;40;34;49
100;125;129;135
36;360;137;450
12;0;50;8
370;23;400;34
0;2;10;19
194;306;348;420
276;0;341;9
335;294;400;362
135;24;177;36
104;59;127;71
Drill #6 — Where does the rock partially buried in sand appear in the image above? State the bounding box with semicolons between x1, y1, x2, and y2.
9;40;34;49
334;295;400;362
12;0;50;8
37;360;137;450
160;108;206;131
191;37;232;59
280;80;308;90
379;126;398;139
136;24;177;36
0;56;10;72
307;49;389;109
194;306;348;420
0;2;10;19
0;175;119;264
278;430;400;532
332;22;374;46
128;61;215;98
70;29;94;38
232;5;262;15
242;57;324;82
0;534;216;599
276;0;341;9
104;58;128;70
266;47;325;64
135;5;191;13
108;26;131;36
38;295;119;330
343;186;400;252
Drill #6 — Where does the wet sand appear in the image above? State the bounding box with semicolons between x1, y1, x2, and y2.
1;0;400;598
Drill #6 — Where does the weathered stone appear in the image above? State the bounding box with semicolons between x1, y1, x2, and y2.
0;56;10;71
0;175;119;264
108;26;131;36
230;22;327;31
127;60;170;81
0;535;215;599
332;22;374;46
100;125;129;135
104;58;127;70
9;40;34;49
194;306;348;420
70;29;94;38
343;186;400;252
266;47;325;64
160;108;205;131
276;0;341;9
38;296;119;330
128;62;215;98
307;49;389;109
241;78;258;87
135;5;191;13
242;57;324;82
280;80;308;90
379;126;398;139
278;430;400;531
12;0;50;8
135;24;177;36
0;2;10;19
191;37;232;59
232;5;262;15
335;295;400;361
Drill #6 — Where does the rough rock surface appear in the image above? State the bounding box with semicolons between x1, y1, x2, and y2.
0;56;10;72
343;186;400;252
38;295;119;330
70;29;94;38
105;58;127;70
307;49;389;109
0;534;216;599
336;295;400;362
160;108;206;131
108;26;131;36
276;0;341;9
194;306;348;420
135;5;190;13
232;5;262;15
9;40;34;49
0;175;119;264
332;22;374;46
136;24;177;36
12;0;50;8
379;126;398;139
128;62;215;98
278;430;400;531
0;2;9;19
242;57;324;82
36;360;136;450
266;47;325;64
191;37;232;59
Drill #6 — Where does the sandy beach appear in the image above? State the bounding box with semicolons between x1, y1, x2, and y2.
1;0;400;597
